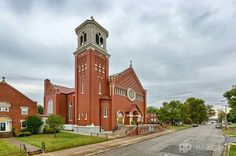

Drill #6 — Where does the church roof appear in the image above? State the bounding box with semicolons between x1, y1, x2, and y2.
110;67;145;94
0;81;37;103
52;84;75;94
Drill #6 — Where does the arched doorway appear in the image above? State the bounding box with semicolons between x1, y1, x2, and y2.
116;111;124;126
0;116;12;132
131;110;142;125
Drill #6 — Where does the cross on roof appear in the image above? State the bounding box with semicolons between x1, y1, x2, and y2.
130;60;132;67
2;76;5;82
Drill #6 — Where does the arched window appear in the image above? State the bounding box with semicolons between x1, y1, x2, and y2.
69;102;73;121
98;81;102;95
100;37;103;47
96;34;99;45
84;33;87;43
80;35;83;46
47;99;53;115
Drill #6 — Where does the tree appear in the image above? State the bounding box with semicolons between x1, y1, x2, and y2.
227;111;236;123
178;103;190;123
224;86;236;112
25;115;43;134
218;110;225;124
207;105;216;118
147;106;158;113
158;100;182;125
185;97;208;124
46;115;65;137
37;105;44;114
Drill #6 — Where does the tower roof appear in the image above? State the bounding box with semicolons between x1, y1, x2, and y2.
75;18;109;37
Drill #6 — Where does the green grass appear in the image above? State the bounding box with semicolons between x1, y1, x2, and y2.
224;125;236;137
17;132;107;152
0;140;24;156
168;124;192;131
229;143;236;156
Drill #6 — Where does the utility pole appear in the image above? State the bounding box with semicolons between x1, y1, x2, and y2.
221;100;227;130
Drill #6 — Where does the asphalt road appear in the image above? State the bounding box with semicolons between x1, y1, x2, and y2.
97;124;225;156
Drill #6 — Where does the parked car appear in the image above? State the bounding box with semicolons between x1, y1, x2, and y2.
215;124;222;129
192;124;198;127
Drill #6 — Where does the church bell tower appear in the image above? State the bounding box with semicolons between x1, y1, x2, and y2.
73;17;110;126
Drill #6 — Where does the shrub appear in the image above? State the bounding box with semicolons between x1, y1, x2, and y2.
46;115;65;137
16;132;32;137
25;115;43;134
43;125;59;134
184;118;192;124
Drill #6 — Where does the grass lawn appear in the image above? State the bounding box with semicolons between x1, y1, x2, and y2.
17;132;107;152
168;124;192;131
0;140;24;156
229;143;236;156
224;125;236;137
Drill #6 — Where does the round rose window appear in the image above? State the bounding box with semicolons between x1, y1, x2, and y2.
127;88;136;101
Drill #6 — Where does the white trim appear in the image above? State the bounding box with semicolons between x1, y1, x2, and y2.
98;82;102;95
0;102;11;107
103;107;108;118
20;120;27;129
81;82;84;94
20;106;29;115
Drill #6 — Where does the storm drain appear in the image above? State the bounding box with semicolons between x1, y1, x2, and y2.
160;145;213;156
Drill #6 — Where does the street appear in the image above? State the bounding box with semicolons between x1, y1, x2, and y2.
97;124;225;156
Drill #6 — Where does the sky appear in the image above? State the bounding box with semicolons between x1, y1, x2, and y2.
0;0;236;108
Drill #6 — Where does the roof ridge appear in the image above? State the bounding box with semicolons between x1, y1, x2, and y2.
0;81;37;104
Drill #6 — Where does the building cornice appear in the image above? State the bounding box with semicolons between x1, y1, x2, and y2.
75;20;109;37
73;43;110;57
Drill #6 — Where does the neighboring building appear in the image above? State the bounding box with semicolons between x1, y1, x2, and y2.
146;113;159;124
0;78;37;132
44;18;147;131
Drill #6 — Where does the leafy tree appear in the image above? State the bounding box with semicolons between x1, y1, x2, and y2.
185;97;208;124
147;106;158;113
227;111;236;123
46;115;65;137
218;110;225;124
25;115;43;134
224;86;236;112
37;105;44;114
178;103;190;122
207;105;216;118
158;100;182;125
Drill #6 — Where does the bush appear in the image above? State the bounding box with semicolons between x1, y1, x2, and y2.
43;125;59;134
46;115;65;137
184;118;192;124
16;132;32;137
25;115;43;134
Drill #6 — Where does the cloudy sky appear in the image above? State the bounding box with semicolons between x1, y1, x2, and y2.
0;0;236;108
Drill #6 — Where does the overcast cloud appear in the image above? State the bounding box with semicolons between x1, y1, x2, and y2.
0;0;236;107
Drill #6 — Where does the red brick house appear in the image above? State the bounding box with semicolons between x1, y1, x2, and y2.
146;113;159;124
0;79;37;132
44;18;147;131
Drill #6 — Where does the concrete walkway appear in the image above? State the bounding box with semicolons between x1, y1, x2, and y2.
1;137;41;152
38;129;175;156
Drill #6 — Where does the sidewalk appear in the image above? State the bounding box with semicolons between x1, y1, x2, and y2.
1;137;41;152
38;129;175;156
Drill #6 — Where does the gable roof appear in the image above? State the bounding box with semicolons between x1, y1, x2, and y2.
110;67;145;94
52;84;75;94
0;81;37;103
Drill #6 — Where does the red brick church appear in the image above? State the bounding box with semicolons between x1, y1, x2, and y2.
44;18;147;131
